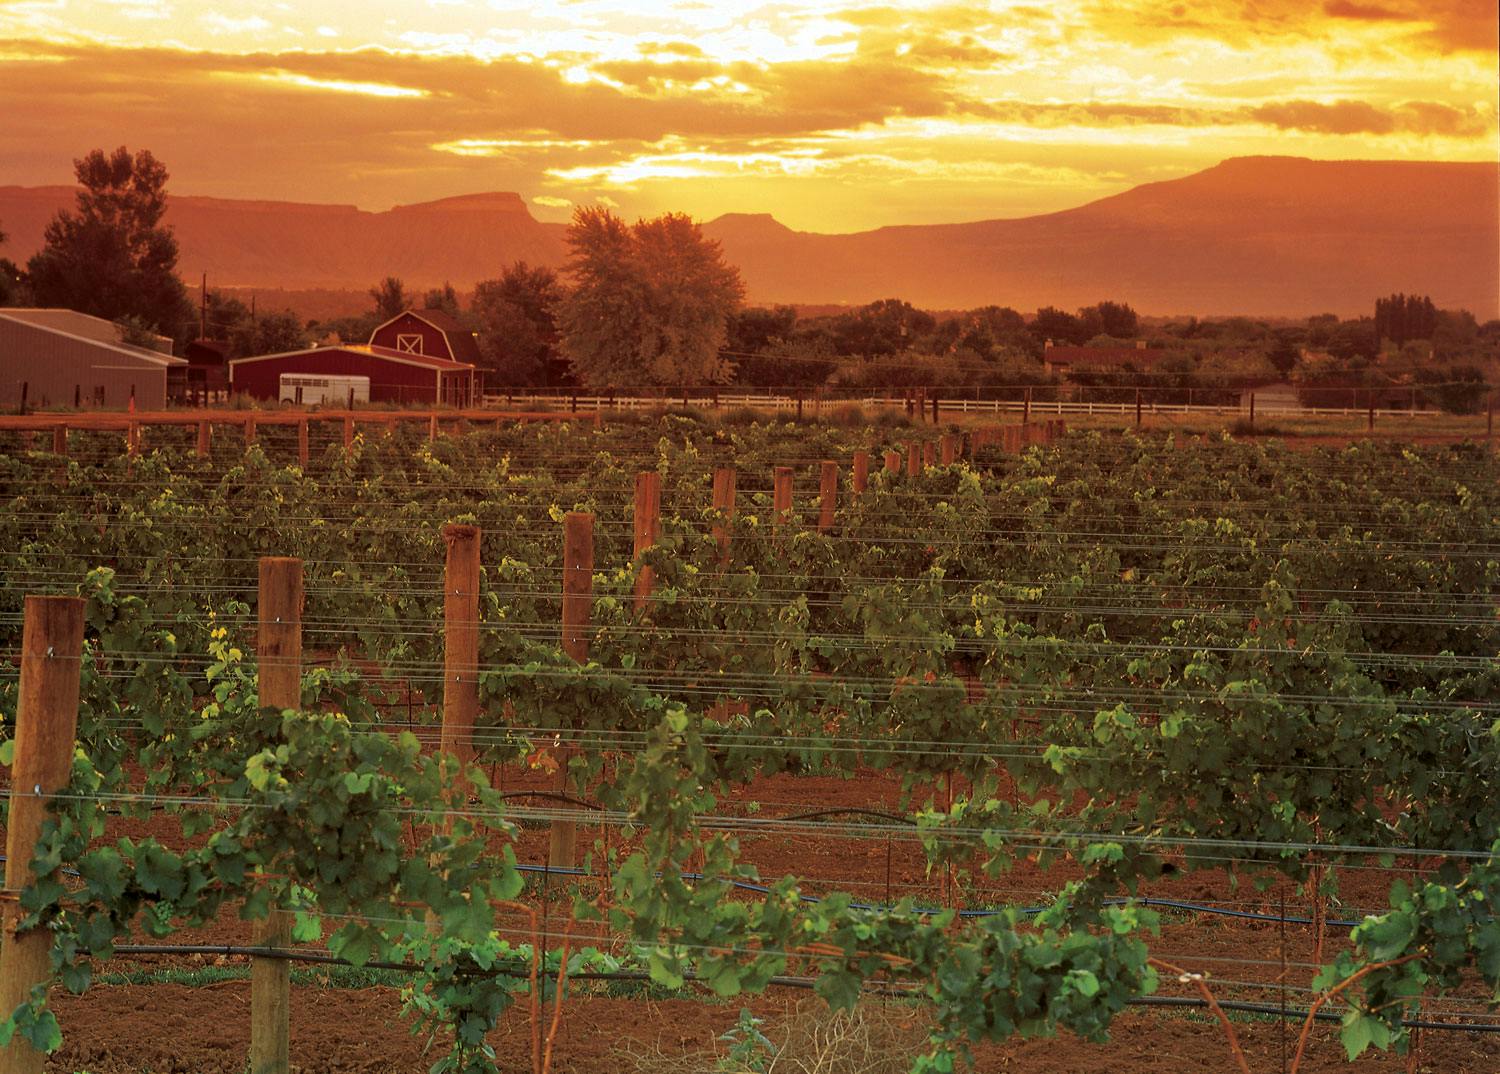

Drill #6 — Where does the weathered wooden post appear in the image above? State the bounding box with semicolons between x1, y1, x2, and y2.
51;424;67;457
1135;388;1143;428
852;450;870;494
439;525;481;768
297;421;310;467
1248;392;1256;433
939;435;956;465
342;417;355;450
244;416;256;447
550;513;593;869
906;440;920;476
773;466;794;526
196;420;211;458
711;466;736;564
1368;394;1376;432
633;472;661;614
252;557;301;1074
1023;386;1032;425
0;596;85;1074
883;449;902;475
818;461;838;533
428;414;440;442
922;441;935;468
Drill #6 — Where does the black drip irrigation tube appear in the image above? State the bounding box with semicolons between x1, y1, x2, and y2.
106;943;1500;1035
2;839;1371;930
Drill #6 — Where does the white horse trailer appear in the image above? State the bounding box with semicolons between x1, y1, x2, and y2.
279;374;370;406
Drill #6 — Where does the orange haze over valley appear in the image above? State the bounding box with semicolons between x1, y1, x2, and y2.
0;1;1496;314
1;157;1496;316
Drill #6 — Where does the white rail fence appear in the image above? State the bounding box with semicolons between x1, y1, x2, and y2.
484;392;1447;419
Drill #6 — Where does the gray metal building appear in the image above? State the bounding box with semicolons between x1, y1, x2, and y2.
0;309;186;410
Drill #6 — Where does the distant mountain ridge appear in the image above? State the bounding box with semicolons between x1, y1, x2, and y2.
1;157;1494;317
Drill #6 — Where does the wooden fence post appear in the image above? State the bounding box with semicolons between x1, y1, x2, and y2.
773;466;794;525
0;596;85;1074
297;422;310;467
1135;388;1143;428
51;424;67;458
252;557;302;1074
126;422;140;458
439;525;481;768
1368;395;1376;432
818;461;838;533
883;449;902;475
922;441;935;469
428;415;439;443
940;435;956;465
196;421;210;458
244;417;256;447
633;472;661;614
342;417;354;450
906;440;920;477
852;451;870;495
711;467;736;564
1023;386;1032;425
550;513;593;869
1248;392;1256;433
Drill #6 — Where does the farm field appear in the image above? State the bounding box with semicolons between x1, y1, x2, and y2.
0;413;1497;1073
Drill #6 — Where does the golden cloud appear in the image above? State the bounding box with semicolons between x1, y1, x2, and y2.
1249;98;1491;137
0;0;1493;232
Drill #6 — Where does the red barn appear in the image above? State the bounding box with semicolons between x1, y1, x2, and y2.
369;309;484;365
228;344;477;405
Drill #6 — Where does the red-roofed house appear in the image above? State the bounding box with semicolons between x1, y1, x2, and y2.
228;343;477;405
1043;340;1166;377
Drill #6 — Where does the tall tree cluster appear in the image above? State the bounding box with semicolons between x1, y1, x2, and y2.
1375;293;1438;347
472;263;564;386
558;207;744;388
26;147;192;338
0;222;18;305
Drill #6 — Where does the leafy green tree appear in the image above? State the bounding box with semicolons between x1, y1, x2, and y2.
1078;301;1139;340
26;147;192;338
0;222;24;306
732;333;838;387
471;263;564;386
830;298;934;357
230;310;309;357
114;315;165;349
369;276;410;319
422;282;461;319
724;305;797;357
1265;328;1303;376
1029;306;1085;345
558;207;744;388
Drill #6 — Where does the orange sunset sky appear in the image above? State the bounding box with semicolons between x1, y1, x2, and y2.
1;0;1496;231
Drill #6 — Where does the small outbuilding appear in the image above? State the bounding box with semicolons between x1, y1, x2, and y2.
0;307;186;410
